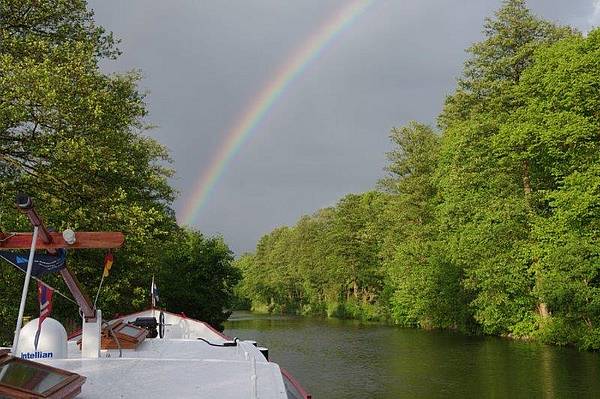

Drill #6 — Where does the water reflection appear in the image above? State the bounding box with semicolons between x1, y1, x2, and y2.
225;311;600;399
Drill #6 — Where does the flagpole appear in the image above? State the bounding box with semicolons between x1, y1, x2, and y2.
94;252;113;309
12;225;39;354
93;274;105;309
151;275;155;309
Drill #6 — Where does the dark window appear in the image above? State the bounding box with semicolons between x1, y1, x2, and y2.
0;350;86;398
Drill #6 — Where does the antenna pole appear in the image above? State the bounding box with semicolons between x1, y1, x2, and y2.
11;225;39;354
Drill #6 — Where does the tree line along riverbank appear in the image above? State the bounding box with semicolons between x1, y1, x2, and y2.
234;0;600;350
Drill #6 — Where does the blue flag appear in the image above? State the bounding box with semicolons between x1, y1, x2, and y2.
0;249;67;277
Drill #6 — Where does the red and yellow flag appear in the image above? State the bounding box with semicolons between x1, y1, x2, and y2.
102;252;114;278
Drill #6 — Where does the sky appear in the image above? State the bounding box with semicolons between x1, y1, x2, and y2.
87;0;600;254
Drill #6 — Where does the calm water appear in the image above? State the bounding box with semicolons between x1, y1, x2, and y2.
224;311;600;399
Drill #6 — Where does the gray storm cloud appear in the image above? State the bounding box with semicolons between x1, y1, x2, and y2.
88;0;595;253
592;0;600;26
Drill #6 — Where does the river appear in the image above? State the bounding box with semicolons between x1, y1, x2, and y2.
224;311;600;398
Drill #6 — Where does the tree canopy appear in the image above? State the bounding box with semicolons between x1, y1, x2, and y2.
0;0;238;343
235;0;600;349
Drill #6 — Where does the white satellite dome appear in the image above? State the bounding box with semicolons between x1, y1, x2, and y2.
16;317;67;360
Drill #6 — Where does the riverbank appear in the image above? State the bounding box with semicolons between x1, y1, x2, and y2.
242;302;600;354
242;297;387;322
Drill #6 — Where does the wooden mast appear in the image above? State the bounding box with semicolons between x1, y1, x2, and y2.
4;194;125;321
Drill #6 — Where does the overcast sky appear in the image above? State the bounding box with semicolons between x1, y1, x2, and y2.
87;0;599;254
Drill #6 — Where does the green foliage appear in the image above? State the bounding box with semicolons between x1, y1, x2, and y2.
236;2;600;350
157;230;240;331
0;0;236;343
378;122;472;331
435;0;578;338
234;192;392;321
516;30;600;349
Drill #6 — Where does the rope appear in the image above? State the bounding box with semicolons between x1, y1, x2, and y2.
102;320;122;358
39;279;79;306
197;337;238;347
0;233;16;242
7;262;79;307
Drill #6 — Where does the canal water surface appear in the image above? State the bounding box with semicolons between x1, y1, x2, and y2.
224;311;600;398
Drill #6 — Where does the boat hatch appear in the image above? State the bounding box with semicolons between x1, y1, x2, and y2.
77;321;148;350
0;349;86;398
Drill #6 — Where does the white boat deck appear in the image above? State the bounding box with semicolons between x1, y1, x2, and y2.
35;310;289;398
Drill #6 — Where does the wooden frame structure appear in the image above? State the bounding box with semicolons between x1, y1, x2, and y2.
1;194;125;321
102;321;149;350
77;321;148;350
0;232;124;250
0;350;86;399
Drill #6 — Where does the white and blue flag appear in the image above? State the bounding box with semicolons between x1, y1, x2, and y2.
151;275;160;307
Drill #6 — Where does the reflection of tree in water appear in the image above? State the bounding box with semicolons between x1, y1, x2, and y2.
540;347;556;399
226;312;600;398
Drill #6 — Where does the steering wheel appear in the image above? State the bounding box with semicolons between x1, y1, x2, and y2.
159;311;165;338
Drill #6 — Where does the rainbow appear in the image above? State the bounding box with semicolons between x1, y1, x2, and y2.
180;0;374;226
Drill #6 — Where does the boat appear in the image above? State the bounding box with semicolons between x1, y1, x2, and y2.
0;194;311;398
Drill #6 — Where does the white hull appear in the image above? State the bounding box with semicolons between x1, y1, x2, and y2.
31;309;303;398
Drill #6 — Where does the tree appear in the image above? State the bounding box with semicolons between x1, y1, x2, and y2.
0;0;175;343
440;0;575;127
436;0;576;335
158;229;239;331
499;30;600;348
377;122;471;330
330;192;388;303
